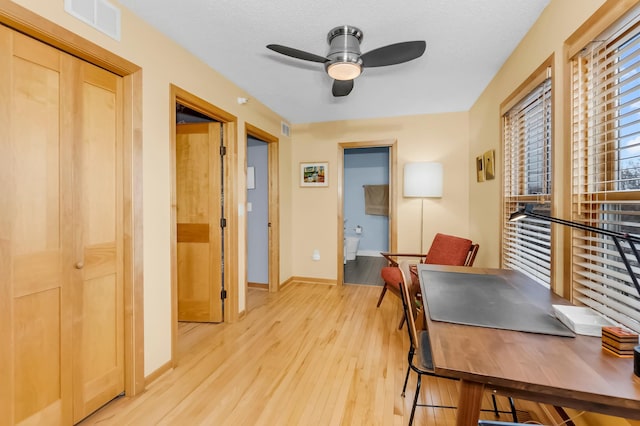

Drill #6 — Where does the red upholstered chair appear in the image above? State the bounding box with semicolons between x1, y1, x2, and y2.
376;233;479;326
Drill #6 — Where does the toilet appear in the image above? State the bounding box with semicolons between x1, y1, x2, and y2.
344;236;360;261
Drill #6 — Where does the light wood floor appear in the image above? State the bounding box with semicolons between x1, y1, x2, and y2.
80;282;541;425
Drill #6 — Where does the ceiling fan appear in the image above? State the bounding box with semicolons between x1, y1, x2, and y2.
266;25;426;97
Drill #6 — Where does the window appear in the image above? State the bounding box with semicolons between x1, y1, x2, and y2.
502;72;552;287
571;16;640;332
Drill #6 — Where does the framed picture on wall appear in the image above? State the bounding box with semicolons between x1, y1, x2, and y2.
300;162;328;187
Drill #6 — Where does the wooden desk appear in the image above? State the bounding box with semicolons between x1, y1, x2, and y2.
417;264;640;426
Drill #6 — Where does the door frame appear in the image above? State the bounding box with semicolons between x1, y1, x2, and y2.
0;2;145;396
337;140;397;286
245;123;280;294
169;85;239;365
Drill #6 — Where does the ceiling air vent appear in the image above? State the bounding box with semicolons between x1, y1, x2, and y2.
65;0;121;41
281;121;290;137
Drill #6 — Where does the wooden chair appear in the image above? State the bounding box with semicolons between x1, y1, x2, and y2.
397;261;456;425
377;232;479;328
396;261;519;425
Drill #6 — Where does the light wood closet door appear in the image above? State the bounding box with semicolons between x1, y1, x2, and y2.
176;123;223;322
0;25;73;426
71;58;124;423
0;27;124;425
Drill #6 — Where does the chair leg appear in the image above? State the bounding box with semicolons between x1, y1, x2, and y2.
376;285;387;307
397;314;405;330
491;394;499;416
403;349;415;397
508;397;518;423
401;364;411;397
409;373;421;426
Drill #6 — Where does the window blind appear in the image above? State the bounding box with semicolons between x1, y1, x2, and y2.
571;19;640;333
502;78;552;287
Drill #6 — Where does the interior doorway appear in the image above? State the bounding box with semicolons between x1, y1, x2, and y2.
337;140;397;286
245;124;280;296
247;137;269;290
343;147;389;286
169;85;239;366
174;108;224;323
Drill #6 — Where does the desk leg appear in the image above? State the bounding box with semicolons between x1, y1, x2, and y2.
456;379;484;426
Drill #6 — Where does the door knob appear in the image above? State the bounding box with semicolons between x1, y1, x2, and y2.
75;261;84;269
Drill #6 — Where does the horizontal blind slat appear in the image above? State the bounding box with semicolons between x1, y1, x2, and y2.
572;19;640;332
503;77;552;288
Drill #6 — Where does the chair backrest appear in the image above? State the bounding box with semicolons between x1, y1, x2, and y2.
465;243;479;267
423;233;476;266
398;261;420;350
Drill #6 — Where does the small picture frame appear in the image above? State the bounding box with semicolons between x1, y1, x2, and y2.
484;149;495;180
300;162;328;187
476;155;485;182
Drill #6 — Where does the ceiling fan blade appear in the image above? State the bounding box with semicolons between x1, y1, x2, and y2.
332;79;354;97
361;41;426;68
266;44;329;63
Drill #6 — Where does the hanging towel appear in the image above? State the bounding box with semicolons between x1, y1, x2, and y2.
363;184;389;216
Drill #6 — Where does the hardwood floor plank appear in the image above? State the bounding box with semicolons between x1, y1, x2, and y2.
80;282;542;425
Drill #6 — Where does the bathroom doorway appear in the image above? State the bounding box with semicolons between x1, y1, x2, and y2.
337;140;397;286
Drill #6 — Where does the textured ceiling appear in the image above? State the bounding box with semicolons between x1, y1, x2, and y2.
117;0;550;124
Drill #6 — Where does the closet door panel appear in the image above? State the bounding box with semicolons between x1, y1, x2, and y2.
72;61;124;422
1;25;125;425
0;27;73;425
14;290;62;423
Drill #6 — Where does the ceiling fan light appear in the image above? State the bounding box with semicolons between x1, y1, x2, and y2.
327;62;361;80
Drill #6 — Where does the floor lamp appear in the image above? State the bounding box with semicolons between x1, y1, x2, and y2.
510;203;640;297
404;162;443;253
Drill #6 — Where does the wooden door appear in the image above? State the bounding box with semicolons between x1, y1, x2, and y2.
0;27;124;425
71;59;124;422
176;123;224;322
0;26;73;426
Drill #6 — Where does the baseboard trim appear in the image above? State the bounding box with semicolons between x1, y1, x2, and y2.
289;276;337;286
248;282;268;289
144;360;173;387
279;277;294;290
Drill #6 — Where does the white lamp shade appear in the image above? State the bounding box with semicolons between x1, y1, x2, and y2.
404;162;443;198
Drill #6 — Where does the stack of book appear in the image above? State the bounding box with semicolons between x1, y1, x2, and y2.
601;326;639;357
